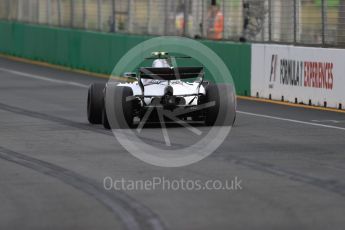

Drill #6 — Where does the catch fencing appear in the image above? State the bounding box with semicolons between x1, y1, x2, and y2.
0;0;345;47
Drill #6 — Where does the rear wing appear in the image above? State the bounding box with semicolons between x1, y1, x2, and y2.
139;67;204;80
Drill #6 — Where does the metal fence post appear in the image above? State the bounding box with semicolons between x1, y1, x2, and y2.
28;0;33;22
47;0;52;25
70;0;75;27
164;0;169;35
222;0;225;39
321;0;327;45
128;0;133;33
339;0;345;45
97;0;103;31
183;0;190;36
293;0;297;43
17;0;22;21
111;0;116;32
6;0;10;20
268;0;272;42
82;0;87;29
202;0;207;38
57;0;62;26
37;0;40;23
147;0;152;34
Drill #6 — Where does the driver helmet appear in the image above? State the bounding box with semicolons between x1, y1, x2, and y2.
142;59;170;85
152;59;170;68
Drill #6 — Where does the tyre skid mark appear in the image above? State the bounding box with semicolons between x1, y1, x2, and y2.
0;146;165;230
0;102;166;230
0;102;186;148
1;102;345;199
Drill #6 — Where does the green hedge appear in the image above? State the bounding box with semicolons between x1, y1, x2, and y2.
0;20;251;95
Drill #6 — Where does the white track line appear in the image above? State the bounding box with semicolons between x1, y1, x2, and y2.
238;111;345;131
0;67;88;88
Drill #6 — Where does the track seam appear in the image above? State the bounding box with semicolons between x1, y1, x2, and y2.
218;154;345;197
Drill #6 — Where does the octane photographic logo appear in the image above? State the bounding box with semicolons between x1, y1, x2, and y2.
105;36;235;167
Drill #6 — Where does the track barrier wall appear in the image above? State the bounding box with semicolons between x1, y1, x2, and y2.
251;44;345;109
2;20;343;109
0;20;251;96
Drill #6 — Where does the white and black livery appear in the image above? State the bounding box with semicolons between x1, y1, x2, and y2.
87;52;236;129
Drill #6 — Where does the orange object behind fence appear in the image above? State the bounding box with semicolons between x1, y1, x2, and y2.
213;10;224;40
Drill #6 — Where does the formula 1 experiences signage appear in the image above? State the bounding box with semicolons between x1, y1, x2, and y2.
251;44;344;109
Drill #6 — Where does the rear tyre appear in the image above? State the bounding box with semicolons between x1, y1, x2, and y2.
87;83;105;124
204;83;236;126
102;106;110;129
112;86;134;129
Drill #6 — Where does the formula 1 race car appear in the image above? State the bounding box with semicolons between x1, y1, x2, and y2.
87;52;236;129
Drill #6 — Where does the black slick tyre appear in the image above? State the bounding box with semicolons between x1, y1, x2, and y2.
87;83;105;124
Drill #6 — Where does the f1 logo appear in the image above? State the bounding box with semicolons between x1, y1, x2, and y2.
269;54;278;89
270;54;278;82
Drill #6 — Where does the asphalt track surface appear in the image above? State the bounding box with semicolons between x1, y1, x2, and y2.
0;57;345;230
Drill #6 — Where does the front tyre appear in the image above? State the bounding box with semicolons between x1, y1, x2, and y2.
87;83;105;124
